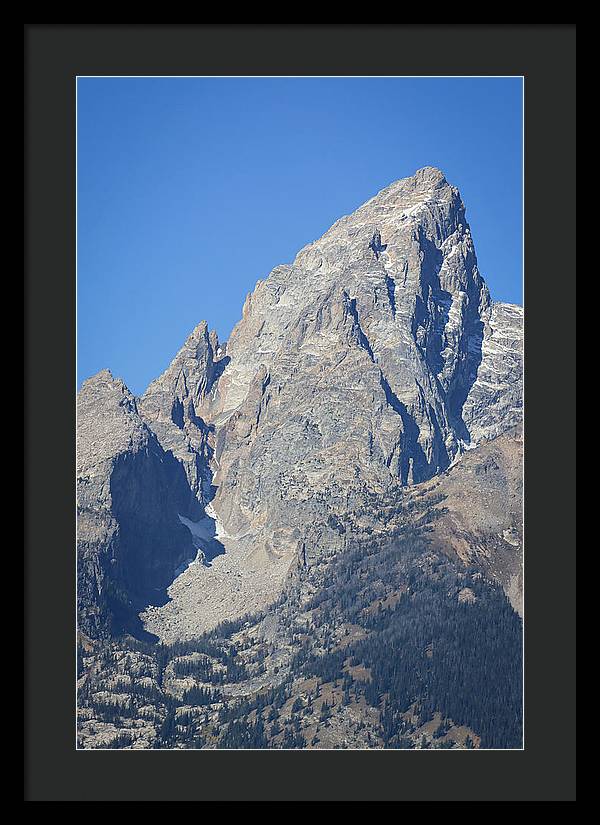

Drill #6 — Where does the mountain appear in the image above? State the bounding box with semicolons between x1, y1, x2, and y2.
76;370;201;638
76;168;523;749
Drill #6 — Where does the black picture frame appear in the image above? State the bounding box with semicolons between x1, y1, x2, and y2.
25;23;576;802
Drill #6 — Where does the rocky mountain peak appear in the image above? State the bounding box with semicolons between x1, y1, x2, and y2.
135;319;229;507
77;368;200;638
77;369;147;473
413;164;447;184
140;320;216;422
144;167;518;623
77;167;523;642
209;168;488;455
77;165;524;752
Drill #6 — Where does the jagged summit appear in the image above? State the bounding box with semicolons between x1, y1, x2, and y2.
414;164;447;181
141;320;216;410
77;369;145;472
77;166;523;751
80;368;134;399
83;367;115;384
309;166;461;253
78;168;522;642
376;165;450;198
77;362;199;638
137;318;226;506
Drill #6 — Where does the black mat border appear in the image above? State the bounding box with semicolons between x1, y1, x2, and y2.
25;23;576;802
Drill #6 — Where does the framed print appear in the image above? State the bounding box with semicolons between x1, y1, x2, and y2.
25;23;576;802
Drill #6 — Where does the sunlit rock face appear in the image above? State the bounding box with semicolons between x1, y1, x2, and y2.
198;167;518;570
462;302;523;444
77;168;523;640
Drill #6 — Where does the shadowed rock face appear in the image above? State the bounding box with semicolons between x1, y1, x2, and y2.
137;321;227;506
76;370;201;639
77;167;523;640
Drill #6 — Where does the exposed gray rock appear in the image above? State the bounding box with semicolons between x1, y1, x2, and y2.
134;167;522;640
77;167;523;642
77;369;200;638
212;171;490;553
77;167;524;752
463;302;523;444
208;169;492;552
137;320;227;506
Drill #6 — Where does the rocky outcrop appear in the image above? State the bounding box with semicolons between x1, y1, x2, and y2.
205;168;497;566
137;320;227;505
78;167;523;642
463;302;523;444
130;167;523;640
77;370;200;638
76;170;524;752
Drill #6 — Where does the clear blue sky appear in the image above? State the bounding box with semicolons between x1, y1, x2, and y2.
77;77;523;395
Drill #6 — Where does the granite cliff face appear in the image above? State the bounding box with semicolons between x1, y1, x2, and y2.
137;320;227;506
77;167;523;643
76;370;201;638
463;302;523;443
77;167;524;750
211;166;488;494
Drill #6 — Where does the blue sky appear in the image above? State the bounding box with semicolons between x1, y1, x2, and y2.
77;76;523;395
